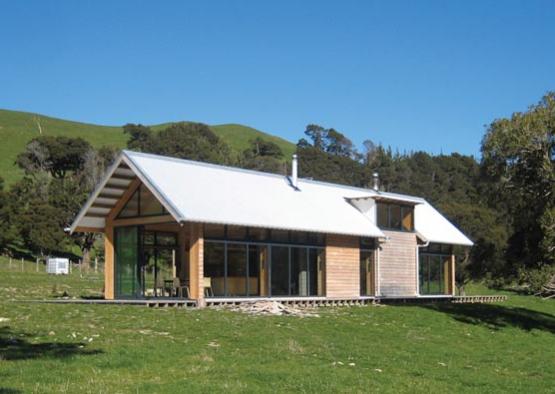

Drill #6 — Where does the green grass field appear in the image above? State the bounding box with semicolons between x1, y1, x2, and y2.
0;109;295;186
0;257;554;393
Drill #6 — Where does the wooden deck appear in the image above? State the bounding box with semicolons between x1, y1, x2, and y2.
26;298;197;308
24;294;507;308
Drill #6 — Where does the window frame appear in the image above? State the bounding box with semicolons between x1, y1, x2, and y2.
376;201;415;232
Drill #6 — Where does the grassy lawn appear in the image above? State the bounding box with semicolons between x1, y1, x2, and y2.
1;258;554;393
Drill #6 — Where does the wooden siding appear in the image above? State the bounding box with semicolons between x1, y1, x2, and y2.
379;230;417;296
104;221;114;300
325;234;360;298
189;223;205;306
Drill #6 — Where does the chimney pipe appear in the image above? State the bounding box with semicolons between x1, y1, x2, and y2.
372;172;379;191
292;154;298;189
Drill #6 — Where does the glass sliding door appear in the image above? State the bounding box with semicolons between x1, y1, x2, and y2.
115;226;141;298
291;247;308;296
203;225;326;298
271;246;290;296
204;242;226;296
419;254;444;295
309;248;325;296
227;243;248;296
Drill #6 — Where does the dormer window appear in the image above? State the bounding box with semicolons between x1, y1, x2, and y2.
376;202;414;232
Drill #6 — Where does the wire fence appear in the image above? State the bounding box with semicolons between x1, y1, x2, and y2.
0;255;105;276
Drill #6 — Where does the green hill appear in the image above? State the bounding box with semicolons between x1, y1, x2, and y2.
0;109;296;185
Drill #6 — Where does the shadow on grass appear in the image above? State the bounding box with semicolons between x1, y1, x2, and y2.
0;388;22;394
418;303;555;333
0;326;102;361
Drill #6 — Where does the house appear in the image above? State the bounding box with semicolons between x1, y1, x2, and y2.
69;150;473;306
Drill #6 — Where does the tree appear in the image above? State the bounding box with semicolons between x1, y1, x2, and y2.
241;137;285;174
481;92;555;273
124;122;233;165
16;136;91;179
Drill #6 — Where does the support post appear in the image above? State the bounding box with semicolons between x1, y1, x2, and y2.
104;222;115;300
188;223;204;307
450;254;456;296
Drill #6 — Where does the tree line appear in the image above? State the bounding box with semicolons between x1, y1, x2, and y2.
0;93;553;292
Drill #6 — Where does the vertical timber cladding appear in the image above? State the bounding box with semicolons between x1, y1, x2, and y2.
104;222;115;300
379;230;418;296
325;234;360;298
188;222;205;306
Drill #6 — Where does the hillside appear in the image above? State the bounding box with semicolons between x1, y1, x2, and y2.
0;109;296;185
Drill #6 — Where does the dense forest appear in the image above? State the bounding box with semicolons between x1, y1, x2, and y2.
0;93;553;292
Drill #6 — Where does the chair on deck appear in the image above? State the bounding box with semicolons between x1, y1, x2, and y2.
204;277;214;297
173;277;190;299
155;276;166;297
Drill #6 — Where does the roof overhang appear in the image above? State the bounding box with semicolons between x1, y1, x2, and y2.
69;152;182;234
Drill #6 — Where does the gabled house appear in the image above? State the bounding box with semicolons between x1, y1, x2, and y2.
70;150;473;306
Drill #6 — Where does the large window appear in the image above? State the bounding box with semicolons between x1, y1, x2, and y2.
419;244;452;295
118;184;168;218
376;202;414;232
203;224;326;297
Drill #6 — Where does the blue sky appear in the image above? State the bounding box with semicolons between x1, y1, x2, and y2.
1;1;554;156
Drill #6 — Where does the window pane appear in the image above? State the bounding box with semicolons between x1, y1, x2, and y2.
118;190;139;218
140;185;165;216
377;203;388;228
306;248;326;296
226;243;247;296
271;246;289;295
390;205;402;229
115;226;140;297
291;247;308;296
156;232;177;247
204;224;225;239
247;245;264;296
402;207;413;231
204;242;225;296
252;245;269;296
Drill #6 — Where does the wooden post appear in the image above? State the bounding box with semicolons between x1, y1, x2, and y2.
9;257;12;269
104;222;115;300
36;257;39;272
188;223;204;307
69;260;72;273
21;258;24;272
79;259;82;275
450;254;456;296
95;257;98;273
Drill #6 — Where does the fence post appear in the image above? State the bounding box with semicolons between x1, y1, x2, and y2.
95;257;98;273
79;259;82;275
36;257;39;272
69;260;72;274
21;258;24;272
9;257;12;269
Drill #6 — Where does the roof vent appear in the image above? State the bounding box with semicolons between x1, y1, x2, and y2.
292;154;298;189
372;172;379;191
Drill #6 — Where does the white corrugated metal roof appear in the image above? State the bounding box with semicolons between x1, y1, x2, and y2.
70;150;473;246
124;151;384;238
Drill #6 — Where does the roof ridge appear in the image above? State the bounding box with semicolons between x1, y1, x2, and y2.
123;150;291;181
122;150;427;202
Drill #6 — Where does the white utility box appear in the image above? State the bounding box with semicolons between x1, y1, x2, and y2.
46;257;69;275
